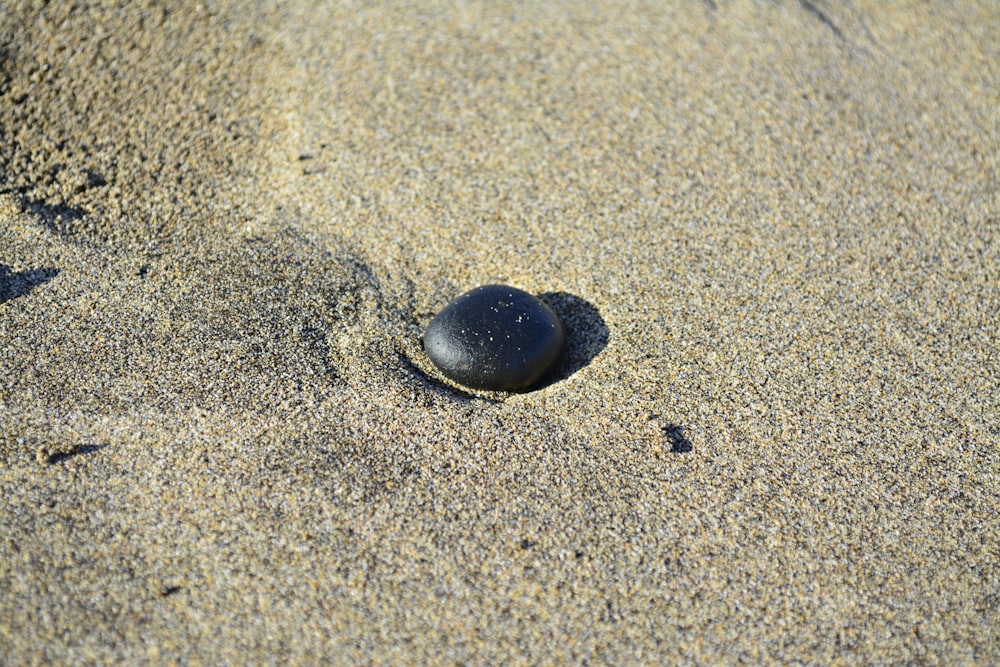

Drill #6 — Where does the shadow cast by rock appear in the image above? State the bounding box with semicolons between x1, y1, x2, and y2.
0;264;61;305
529;291;609;390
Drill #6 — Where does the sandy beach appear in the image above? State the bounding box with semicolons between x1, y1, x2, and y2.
2;1;998;663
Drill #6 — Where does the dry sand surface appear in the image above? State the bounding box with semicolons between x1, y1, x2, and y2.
2;0;999;663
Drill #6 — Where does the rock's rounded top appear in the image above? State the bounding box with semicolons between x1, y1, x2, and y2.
422;284;565;391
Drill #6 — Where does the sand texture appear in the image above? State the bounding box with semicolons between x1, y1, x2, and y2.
2;1;999;663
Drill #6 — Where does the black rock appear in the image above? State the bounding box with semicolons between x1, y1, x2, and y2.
423;285;565;391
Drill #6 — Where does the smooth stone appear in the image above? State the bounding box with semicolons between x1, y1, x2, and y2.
423;284;565;391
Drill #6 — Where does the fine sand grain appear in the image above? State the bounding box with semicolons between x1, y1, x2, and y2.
2;1;998;663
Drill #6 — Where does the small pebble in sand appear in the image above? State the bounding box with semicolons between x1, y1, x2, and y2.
423;285;564;391
35;443;82;465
